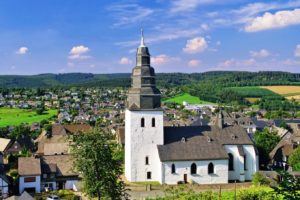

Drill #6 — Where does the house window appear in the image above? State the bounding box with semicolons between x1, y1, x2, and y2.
208;163;214;174
145;156;149;165
244;155;247;170
147;172;152;179
171;164;176;174
43;174;47;178
191;163;197;174
152;118;155;127
24;177;36;183
228;153;234;171
141;118;145;127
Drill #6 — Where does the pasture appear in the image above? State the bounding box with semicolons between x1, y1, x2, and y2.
163;93;212;105
0;108;57;127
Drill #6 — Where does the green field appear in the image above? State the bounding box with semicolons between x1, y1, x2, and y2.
230;87;279;98
0;108;57;127
163;93;212;105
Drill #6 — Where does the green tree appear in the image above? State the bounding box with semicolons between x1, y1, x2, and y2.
9;125;31;140
254;128;280;168
70;129;128;200
288;146;300;171
272;171;300;200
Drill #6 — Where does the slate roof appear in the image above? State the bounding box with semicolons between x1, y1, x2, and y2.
157;125;254;162
18;157;41;176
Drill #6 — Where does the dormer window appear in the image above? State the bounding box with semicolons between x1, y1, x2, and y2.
141;118;145;127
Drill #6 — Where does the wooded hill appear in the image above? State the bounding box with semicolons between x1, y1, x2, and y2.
0;71;299;88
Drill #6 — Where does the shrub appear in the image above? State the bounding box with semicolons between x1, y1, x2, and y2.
252;172;270;186
288;146;300;171
237;187;277;200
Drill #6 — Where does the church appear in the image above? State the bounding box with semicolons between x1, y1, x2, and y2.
125;32;259;184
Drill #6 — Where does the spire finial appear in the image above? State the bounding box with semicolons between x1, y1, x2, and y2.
140;28;145;47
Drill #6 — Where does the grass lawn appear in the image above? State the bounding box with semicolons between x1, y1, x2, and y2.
0;108;57;127
163;93;212;105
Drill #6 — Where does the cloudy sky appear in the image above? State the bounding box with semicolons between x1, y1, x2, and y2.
0;0;300;74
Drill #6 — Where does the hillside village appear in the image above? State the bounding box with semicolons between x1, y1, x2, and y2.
0;41;300;200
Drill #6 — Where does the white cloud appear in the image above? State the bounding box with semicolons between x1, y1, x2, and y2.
16;47;28;55
107;4;154;26
188;59;201;67
68;45;90;60
171;0;216;13
119;57;132;65
295;44;300;57
245;9;300;32
183;37;207;54
250;49;270;58
151;54;180;65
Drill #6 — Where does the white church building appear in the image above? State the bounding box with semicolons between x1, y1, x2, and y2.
125;32;259;185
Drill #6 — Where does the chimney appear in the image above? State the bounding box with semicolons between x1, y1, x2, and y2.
218;112;224;129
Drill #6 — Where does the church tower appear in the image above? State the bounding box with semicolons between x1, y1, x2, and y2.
125;30;164;183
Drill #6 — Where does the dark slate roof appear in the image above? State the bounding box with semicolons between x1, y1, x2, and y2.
157;125;254;162
251;117;270;129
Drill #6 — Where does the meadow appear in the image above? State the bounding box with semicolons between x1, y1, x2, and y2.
0;108;57;127
163;93;212;105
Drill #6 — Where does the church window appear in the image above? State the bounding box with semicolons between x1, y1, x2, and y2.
141;118;145;127
145;156;149;165
152;117;155;127
147;172;152;179
191;163;197;174
244;155;247;170
228;153;234;171
171;164;176;174
208;163;214;174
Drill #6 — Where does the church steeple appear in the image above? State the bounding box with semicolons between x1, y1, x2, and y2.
126;30;161;110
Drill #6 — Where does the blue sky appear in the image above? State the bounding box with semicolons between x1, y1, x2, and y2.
0;0;300;74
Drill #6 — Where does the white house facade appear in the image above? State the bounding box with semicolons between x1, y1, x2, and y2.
125;31;258;185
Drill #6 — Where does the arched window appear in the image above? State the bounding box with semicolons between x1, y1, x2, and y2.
208;163;214;174
171;164;176;174
152;117;155;127
191;163;197;174
228;153;234;171
141;118;145;127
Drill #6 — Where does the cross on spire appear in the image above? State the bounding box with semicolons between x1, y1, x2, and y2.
140;28;145;47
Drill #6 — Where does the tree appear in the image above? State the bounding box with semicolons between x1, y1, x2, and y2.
70;129;128;200
272;171;300;200
9;125;31;140
288;146;300;171
254;128;280;168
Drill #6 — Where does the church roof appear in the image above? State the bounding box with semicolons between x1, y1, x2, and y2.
157;125;254;162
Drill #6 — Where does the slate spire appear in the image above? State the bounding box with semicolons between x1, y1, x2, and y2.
126;30;161;110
